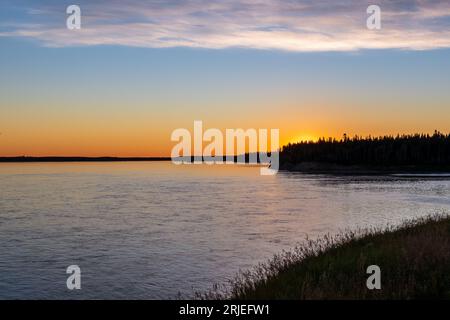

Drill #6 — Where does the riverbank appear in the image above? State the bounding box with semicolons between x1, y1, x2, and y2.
280;161;450;175
203;215;450;299
0;156;171;162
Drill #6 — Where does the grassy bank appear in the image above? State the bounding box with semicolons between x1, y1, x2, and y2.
202;215;450;300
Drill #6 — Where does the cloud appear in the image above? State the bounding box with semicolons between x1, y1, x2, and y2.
1;0;450;51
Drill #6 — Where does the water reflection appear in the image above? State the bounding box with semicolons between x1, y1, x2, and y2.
0;162;449;298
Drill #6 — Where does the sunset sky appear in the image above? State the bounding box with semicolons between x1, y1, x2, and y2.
1;0;450;156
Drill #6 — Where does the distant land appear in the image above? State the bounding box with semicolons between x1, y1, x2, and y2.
0;156;171;162
0;156;258;163
280;132;450;173
2;132;450;174
0;155;269;163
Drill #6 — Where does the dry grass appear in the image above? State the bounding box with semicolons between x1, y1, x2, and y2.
198;214;450;300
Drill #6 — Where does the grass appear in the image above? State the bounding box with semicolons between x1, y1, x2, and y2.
199;215;450;300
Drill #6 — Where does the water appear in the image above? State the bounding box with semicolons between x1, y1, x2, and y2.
0;162;449;299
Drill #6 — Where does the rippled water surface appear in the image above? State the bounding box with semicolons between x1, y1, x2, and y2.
0;162;449;299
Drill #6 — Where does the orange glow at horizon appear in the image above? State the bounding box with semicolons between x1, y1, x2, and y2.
1;99;450;157
286;134;320;144
2;125;449;157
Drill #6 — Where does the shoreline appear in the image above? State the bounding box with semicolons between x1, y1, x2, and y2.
279;161;450;175
0;156;171;163
204;215;450;300
2;157;450;177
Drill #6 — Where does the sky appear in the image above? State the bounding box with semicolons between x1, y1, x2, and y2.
1;0;450;156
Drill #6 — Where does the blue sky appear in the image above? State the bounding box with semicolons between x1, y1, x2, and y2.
2;0;450;51
0;1;449;156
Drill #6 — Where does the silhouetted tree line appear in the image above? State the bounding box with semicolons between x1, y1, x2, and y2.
281;131;450;167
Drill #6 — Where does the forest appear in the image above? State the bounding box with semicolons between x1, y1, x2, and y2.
280;131;450;168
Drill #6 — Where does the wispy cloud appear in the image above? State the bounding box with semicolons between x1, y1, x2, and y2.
1;0;450;51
